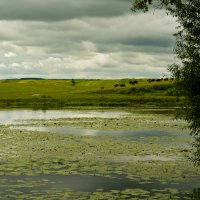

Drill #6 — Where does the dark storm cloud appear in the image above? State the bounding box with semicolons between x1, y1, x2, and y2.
0;0;177;79
119;36;174;48
0;0;132;21
0;12;175;54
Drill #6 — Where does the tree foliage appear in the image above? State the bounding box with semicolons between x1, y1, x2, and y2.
131;0;200;165
72;78;76;86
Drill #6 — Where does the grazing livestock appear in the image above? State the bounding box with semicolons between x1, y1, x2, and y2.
133;80;138;84
147;79;156;83
129;80;138;85
147;78;172;83
114;84;119;87
114;83;125;87
101;86;104;90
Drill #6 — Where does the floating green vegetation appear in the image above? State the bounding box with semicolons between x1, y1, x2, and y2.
0;125;199;199
14;110;188;132
0;109;199;199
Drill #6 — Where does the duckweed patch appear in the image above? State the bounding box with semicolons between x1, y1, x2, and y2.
0;126;199;199
14;111;188;132
0;109;199;199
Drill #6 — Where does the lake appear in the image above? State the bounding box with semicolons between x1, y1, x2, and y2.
0;108;199;199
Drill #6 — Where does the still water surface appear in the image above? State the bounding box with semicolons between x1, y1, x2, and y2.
1;174;199;195
0;109;199;199
0;109;128;125
12;126;190;137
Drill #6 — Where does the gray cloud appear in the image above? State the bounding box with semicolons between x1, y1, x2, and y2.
120;36;174;47
0;12;176;52
0;1;177;79
0;0;132;21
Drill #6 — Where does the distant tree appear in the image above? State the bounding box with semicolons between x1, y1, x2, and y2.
131;0;200;165
71;79;76;86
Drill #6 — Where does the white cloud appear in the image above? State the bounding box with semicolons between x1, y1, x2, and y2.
82;41;97;52
4;52;17;58
0;63;6;68
11;63;20;67
0;7;178;79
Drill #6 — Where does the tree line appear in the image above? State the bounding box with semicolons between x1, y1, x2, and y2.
132;0;200;165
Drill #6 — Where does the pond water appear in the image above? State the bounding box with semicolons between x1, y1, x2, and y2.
0;108;199;199
12;126;190;137
0;109;128;125
1;174;199;198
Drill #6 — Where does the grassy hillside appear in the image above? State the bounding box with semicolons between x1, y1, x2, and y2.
0;79;182;108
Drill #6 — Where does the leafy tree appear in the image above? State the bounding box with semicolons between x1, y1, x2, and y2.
72;78;76;86
131;0;200;165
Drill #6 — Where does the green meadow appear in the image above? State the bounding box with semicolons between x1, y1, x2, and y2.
0;79;181;108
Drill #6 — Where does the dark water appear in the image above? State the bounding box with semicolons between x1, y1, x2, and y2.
0;174;199;198
13;126;190;138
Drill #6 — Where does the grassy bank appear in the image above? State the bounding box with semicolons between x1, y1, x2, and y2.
0;79;182;108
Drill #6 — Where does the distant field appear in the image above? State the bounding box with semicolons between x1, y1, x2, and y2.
0;79;182;108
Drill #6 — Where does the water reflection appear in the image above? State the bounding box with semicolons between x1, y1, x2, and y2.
130;108;176;115
12;126;190;138
0;174;199;198
0;109;128;125
186;188;200;200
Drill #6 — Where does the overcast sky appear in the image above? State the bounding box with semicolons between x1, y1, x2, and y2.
0;0;178;79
